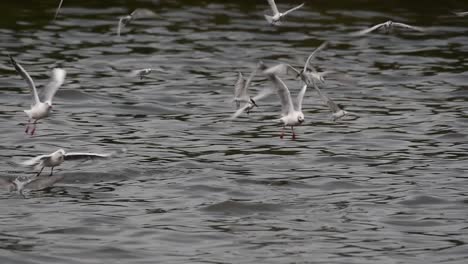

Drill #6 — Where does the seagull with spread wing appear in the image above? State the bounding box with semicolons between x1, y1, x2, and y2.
117;8;156;36
261;62;307;140
21;149;120;177
9;55;66;135
351;20;425;36
312;82;358;121
264;0;304;26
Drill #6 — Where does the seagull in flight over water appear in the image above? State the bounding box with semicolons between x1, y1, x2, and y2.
230;63;274;119
263;41;329;86
262;62;307;140
351;20;425;36
21;149;121;177
9;55;66;136
264;0;304;26
312;82;358;121
117;8;156;36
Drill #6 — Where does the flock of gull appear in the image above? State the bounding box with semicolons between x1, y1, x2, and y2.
3;0;467;195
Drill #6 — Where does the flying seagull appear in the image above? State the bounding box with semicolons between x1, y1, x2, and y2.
313;82;358;121
9;55;66;135
263;41;329;86
117;8;156;36
264;0;304;26
21;149;120;176
351;20;425;36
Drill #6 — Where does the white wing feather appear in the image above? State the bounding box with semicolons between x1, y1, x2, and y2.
9;56;41;105
42;68;66;103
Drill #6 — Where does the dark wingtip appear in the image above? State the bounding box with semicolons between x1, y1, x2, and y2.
250;97;258;108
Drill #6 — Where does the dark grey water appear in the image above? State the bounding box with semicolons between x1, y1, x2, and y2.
1;0;468;263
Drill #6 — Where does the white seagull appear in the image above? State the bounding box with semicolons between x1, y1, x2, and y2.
263;64;307;139
117;8;156;36
313;82;357;121
233;64;260;109
54;0;64;20
264;0;304;26
351;20;425;36
21;149;118;177
263;42;329;86
230;88;274;119
9;55;66;136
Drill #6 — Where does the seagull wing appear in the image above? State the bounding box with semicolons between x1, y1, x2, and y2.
42;68;66;103
270;74;294;116
131;8;156;19
263;63;300;78
295;84;308;112
234;72;247;100
392;22;425;32
351;22;386;36
9;55;41;105
64;152;113;161
267;0;280;15
54;0;64;20
313;83;340;113
282;3;305;17
230;103;251;120
21;154;52;167
304;41;328;72
117;17;125;36
243;64;259;91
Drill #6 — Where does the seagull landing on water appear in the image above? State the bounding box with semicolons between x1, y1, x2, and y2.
263;41;329;87
261;62;307;140
117;8;156;36
21;149;122;177
351;20;425;36
264;0;304;26
9;55;66;136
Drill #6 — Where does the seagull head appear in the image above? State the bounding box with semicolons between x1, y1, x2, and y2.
297;113;305;124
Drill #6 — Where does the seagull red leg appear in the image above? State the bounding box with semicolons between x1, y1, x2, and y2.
291;126;296;140
25;119;30;134
280;125;285;139
30;120;37;136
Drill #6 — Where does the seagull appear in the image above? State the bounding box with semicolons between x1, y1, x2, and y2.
9;55;66;136
230;87;274;119
264;0;304;26
263;64;307;139
233;63;260;110
312;82;357;121
54;0;64;20
130;68;152;80
117;8;156;36
453;11;468;17
263;41;329;86
351;20;425;36
21;149;119;177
